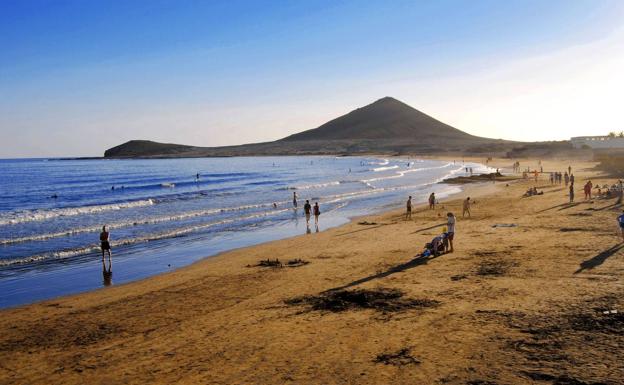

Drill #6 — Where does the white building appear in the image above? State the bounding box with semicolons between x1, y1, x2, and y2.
571;135;624;149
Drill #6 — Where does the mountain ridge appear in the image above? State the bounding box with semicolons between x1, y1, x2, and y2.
104;97;516;158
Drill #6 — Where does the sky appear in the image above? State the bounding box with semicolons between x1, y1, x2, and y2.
1;0;623;158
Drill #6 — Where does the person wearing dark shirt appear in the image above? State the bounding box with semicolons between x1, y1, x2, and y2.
304;200;312;224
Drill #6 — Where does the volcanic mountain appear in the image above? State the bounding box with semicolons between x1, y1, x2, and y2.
104;97;514;157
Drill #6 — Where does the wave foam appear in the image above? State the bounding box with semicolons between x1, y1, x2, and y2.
0;199;155;226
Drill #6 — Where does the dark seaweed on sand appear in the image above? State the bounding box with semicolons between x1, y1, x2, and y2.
285;288;439;313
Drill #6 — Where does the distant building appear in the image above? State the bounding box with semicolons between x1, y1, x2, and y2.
571;135;624;149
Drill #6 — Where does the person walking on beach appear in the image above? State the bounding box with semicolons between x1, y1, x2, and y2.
313;202;321;228
570;174;575;186
568;165;572;175
304;200;312;225
569;184;575;203
462;197;471;217
293;192;298;208
446;212;456;252
100;226;112;260
618;210;624;242
584;181;593;200
405;196;412;220
429;193;436;210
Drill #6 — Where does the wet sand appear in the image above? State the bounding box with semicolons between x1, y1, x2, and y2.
1;158;623;385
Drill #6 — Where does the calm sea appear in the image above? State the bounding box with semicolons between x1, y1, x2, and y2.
0;156;492;308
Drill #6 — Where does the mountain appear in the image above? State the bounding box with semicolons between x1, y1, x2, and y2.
104;97;515;158
281;97;480;142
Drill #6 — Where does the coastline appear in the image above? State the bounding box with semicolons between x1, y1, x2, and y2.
2;157;622;384
0;156;486;309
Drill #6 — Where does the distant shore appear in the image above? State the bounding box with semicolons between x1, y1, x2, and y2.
1;157;622;384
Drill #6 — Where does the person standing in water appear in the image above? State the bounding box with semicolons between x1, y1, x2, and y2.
100;226;112;259
100;226;112;285
293;192;298;208
405;196;412;220
313;202;321;230
304;200;312;225
428;193;436;210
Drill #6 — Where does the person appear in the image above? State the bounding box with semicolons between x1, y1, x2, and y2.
568;165;572;175
564;172;569;186
429;193;436;210
584;180;593;200
569;184;575;203
100;226;112;260
550;173;554;185
446;212;456;253
570;174;575;186
405;196;412;220
293;192;298;208
313;202;320;226
303;200;312;225
196;173;200;181
462;197;471;217
618;210;624;242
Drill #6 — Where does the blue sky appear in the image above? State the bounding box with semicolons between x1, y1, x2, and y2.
1;0;623;157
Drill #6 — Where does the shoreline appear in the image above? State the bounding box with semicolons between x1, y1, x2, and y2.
2;157;622;384
0;156;488;309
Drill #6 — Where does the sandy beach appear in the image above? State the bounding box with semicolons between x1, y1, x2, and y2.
1;157;623;385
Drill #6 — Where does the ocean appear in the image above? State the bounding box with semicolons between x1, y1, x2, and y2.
0;156;493;308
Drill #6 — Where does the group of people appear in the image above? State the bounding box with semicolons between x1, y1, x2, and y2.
549;172;566;185
420;212;456;257
407;194;470;219
524;187;543;197
293;192;321;231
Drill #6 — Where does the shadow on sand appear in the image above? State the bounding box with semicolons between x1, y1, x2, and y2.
574;244;624;274
326;253;441;292
410;222;446;234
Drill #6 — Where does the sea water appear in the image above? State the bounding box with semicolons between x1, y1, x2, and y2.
0;156;493;308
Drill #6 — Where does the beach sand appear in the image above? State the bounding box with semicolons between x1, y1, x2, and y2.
1;158;623;384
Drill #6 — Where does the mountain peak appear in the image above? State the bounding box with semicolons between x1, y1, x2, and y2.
281;97;476;142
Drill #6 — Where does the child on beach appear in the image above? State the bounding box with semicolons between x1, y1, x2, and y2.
462;197;471;217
